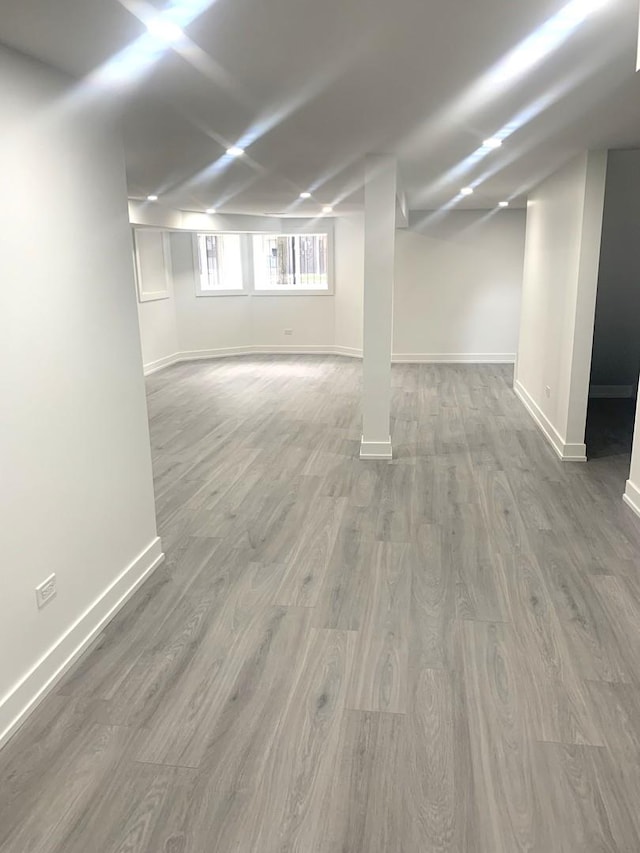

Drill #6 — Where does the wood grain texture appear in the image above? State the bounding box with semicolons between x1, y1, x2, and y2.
532;741;640;852
346;541;410;713
317;709;404;853
408;523;457;672
498;551;604;746
2;357;640;852
232;627;356;852
461;620;540;853
403;667;475;851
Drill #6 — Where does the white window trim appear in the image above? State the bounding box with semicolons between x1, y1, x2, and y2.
250;228;334;296
189;225;335;296
192;233;249;297
133;229;172;302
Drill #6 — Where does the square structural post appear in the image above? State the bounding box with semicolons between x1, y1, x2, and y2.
360;154;397;460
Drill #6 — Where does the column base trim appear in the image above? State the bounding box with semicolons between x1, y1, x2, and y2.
514;380;587;462
360;437;393;460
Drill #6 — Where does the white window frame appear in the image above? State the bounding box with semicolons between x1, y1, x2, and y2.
192;232;249;297
188;224;334;297
133;228;172;302
250;226;334;296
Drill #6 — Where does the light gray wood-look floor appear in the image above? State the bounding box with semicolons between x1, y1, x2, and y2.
2;357;640;852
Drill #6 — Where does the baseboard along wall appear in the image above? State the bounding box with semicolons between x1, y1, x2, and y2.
0;538;164;749
143;347;516;375
514;380;587;462
623;479;640;520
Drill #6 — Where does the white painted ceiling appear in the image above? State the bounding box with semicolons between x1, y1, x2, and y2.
1;0;639;214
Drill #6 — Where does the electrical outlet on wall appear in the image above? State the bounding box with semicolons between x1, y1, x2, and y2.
284;329;293;336
36;573;57;609
545;385;551;398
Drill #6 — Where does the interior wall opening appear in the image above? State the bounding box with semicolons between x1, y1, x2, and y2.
585;149;640;490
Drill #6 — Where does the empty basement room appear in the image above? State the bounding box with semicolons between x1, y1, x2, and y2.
3;2;640;852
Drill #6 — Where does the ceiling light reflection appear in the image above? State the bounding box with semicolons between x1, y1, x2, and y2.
403;0;609;163
146;17;184;45
413;61;597;210
493;0;608;84
94;0;219;86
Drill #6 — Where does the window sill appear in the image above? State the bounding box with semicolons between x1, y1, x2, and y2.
195;290;250;297
252;289;333;297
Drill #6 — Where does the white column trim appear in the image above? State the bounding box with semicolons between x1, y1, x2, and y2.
359;437;393;460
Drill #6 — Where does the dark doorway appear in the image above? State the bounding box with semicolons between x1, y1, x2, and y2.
585;149;640;490
585;397;636;460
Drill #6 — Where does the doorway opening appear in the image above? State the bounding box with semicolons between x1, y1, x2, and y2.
585;149;640;491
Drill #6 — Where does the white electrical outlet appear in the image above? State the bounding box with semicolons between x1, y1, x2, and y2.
545;385;551;398
284;329;293;336
36;573;57;609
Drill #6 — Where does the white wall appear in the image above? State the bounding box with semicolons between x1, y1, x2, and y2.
171;231;252;353
590;150;640;394
515;151;608;460
394;211;525;360
137;293;179;371
334;215;364;355
135;232;179;370
0;47;160;745
135;209;527;368
169;230;335;357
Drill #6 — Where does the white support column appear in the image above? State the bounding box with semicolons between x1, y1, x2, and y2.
360;154;397;460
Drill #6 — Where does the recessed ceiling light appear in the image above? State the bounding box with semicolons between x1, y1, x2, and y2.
226;146;245;157
206;207;216;214
147;194;158;201
499;201;510;208
146;17;184;45
483;138;503;149
460;187;474;196
322;205;333;213
300;192;312;199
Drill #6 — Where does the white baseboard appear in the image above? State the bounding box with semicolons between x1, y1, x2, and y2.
623;480;640;520
589;385;635;399
392;352;516;364
144;347;516;373
360;437;393;460
0;537;164;750
177;346;250;362
514;380;586;462
143;353;182;376
333;346;363;359
159;346;343;367
250;345;339;356
560;443;589;462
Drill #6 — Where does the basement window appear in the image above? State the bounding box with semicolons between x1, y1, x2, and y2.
195;233;245;295
252;233;330;292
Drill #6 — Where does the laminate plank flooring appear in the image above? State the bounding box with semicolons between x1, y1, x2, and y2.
2;356;640;852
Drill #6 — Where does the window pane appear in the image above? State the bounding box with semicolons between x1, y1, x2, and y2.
253;233;328;290
197;233;243;291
